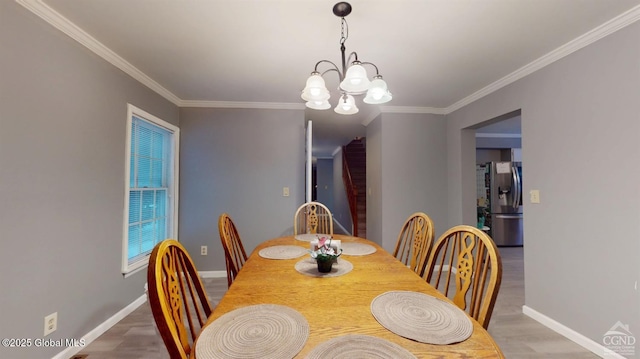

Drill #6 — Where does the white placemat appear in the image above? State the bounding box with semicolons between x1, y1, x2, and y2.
294;257;353;278
341;242;377;256
195;304;309;359
259;245;308;259
294;233;330;242
370;291;473;345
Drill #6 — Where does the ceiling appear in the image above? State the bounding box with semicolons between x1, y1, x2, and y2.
21;0;640;156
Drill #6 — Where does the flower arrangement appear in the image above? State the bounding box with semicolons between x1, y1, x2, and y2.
310;235;342;262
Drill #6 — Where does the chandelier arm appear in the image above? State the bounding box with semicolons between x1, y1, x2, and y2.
358;61;381;76
313;59;341;73
346;51;359;66
320;68;342;80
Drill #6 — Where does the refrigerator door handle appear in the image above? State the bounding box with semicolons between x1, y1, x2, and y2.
515;165;522;209
511;165;520;209
494;214;523;219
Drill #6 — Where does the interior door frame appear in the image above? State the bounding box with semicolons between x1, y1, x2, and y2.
306;120;312;203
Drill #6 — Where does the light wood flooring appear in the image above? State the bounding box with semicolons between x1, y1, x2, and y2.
76;247;599;358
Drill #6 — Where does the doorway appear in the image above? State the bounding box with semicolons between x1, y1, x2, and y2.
473;110;523;247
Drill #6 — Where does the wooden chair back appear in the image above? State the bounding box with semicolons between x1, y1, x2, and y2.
293;201;334;235
424;225;502;329
147;239;213;359
218;213;248;288
392;212;435;277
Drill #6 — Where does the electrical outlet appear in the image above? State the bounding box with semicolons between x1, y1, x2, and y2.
283;187;290;197
44;312;57;336
530;190;540;204
201;246;207;255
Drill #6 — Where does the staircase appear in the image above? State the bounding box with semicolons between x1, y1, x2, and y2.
343;138;366;238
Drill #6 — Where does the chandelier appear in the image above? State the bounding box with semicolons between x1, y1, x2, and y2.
301;2;392;115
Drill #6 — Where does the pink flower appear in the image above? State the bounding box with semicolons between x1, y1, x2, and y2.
317;236;328;248
310;235;342;260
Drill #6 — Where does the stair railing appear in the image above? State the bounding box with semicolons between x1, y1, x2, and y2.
342;146;358;237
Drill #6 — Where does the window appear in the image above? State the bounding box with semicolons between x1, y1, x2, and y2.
122;104;179;275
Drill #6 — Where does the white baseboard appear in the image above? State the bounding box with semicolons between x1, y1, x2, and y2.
199;270;227;278
53;271;225;359
522;305;626;359
52;294;147;359
333;219;352;236
433;264;455;273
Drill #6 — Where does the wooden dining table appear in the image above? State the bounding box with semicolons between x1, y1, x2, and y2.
195;234;505;358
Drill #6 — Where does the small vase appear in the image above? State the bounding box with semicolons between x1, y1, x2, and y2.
317;259;333;273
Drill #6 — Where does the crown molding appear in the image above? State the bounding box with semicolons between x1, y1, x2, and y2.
16;0;182;106
178;100;305;110
380;105;448;115
445;4;640;114
18;1;640;115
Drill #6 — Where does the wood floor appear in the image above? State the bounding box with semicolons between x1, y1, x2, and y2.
76;247;599;358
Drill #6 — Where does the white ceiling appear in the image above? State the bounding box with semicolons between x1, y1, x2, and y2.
21;0;640;156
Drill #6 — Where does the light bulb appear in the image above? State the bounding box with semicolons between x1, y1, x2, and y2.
334;94;358;115
363;77;392;104
370;89;384;100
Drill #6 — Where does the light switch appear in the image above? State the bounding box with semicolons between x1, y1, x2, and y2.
530;190;540;204
283;187;290;197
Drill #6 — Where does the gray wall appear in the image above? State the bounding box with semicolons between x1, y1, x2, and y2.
315;158;334;211
369;113;448;252
446;20;640;350
178;108;305;271
0;2;179;358
366;116;383;245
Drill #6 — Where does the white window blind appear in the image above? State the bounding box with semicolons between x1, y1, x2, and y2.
122;105;179;274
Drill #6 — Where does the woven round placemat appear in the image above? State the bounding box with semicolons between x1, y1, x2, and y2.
294;257;353;277
370;291;473;345
341;242;377;256
195;304;309;359
259;245;308;259
295;233;329;242
305;334;417;359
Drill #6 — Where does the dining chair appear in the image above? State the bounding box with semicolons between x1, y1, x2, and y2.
392;212;435;277
147;239;213;359
424;225;502;329
293;201;334;236
218;213;248;288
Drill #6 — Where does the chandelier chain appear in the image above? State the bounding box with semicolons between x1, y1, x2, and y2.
340;18;348;45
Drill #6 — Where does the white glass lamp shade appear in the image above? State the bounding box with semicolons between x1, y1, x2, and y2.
339;63;370;93
363;77;392;104
334;94;359;115
302;74;330;101
306;99;331;110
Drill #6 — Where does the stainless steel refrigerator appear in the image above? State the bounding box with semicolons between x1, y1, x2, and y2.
483;161;523;246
